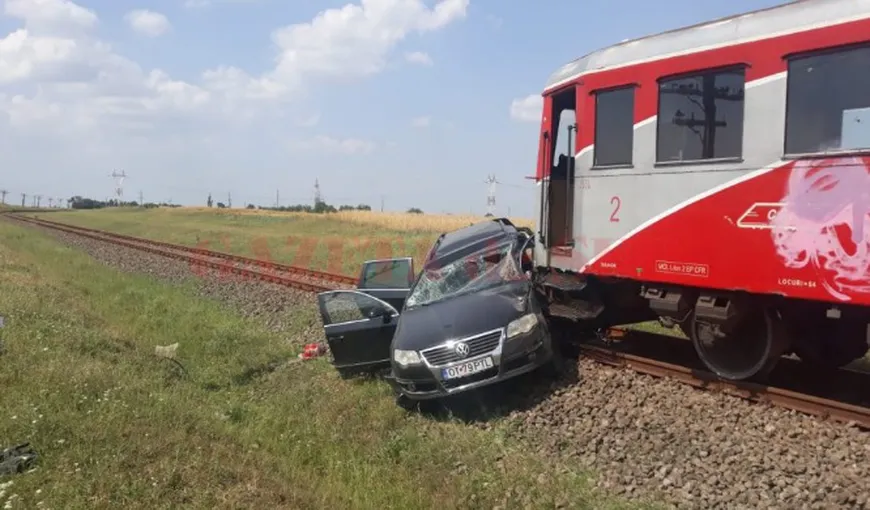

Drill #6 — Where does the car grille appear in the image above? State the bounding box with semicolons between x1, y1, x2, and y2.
421;329;502;366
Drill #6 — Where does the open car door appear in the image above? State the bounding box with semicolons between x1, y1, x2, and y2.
316;290;401;377
355;257;415;311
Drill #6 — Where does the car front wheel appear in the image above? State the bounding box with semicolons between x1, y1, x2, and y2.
540;339;566;379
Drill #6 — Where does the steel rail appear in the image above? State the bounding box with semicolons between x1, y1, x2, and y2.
10;214;356;287
579;342;870;430
8;214;341;293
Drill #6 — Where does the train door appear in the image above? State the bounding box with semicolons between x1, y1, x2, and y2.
541;86;577;249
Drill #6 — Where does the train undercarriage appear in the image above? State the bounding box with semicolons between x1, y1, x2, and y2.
534;269;870;381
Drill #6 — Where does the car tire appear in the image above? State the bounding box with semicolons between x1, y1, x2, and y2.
541;340;565;379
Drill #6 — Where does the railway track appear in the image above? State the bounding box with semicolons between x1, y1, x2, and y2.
5;212;869;430
6;214;356;293
579;328;870;430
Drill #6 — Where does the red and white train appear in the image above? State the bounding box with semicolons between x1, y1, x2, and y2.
531;0;870;380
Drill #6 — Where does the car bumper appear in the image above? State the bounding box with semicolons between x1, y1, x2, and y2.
389;321;553;400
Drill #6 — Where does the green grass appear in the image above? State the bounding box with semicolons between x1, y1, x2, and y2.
0;221;660;509
31;208;441;276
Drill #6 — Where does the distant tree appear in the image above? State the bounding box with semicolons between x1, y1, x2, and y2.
356;204;371;211
217;202;226;208
246;203;255;209
407;207;423;214
207;194;213;207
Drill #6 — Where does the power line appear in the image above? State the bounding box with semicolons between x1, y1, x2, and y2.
0;190;7;205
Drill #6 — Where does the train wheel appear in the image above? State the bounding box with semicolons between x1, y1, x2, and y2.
688;307;789;381
792;321;870;369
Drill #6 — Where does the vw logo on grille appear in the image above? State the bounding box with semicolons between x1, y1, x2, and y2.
454;342;470;358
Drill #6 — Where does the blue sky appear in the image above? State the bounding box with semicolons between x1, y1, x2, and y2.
0;0;787;217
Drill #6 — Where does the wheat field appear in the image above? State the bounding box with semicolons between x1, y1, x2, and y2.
182;207;535;233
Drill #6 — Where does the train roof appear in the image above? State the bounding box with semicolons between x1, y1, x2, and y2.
544;0;870;92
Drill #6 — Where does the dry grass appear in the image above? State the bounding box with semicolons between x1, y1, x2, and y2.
181;207;534;233
30;208;531;276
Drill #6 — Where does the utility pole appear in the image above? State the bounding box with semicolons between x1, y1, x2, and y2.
275;189;279;208
485;174;498;216
0;190;7;205
227;192;232;208
110;170;126;202
48;198;53;208
21;194;26;207
313;179;322;208
139;190;144;207
35;195;42;208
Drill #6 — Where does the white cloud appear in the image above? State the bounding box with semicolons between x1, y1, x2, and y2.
269;0;467;83
290;135;376;155
510;94;542;123
404;51;432;66
411;115;430;128
0;0;468;162
5;0;97;33
125;10;170;37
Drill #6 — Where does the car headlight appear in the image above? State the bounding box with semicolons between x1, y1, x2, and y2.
393;349;422;366
506;313;539;339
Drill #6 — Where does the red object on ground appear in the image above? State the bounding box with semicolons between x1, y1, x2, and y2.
299;342;327;360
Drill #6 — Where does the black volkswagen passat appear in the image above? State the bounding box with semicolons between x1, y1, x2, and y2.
387;219;562;402
314;218;562;405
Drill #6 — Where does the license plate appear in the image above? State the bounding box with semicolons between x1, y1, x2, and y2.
442;357;494;380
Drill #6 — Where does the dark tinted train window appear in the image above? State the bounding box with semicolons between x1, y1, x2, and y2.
785;45;870;155
593;86;635;167
656;67;745;162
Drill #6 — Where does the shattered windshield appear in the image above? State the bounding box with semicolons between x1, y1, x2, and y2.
405;241;521;308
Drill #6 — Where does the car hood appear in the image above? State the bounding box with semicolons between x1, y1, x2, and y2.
392;281;530;351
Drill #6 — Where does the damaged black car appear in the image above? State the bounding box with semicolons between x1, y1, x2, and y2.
315;218;562;406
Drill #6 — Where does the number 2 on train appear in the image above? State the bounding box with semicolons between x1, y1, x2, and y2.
609;196;621;222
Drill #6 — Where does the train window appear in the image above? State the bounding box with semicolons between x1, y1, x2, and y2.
655;67;745;163
593;86;635;167
784;45;870;155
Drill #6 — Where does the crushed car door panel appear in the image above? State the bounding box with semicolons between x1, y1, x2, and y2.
316;290;400;373
356;257;415;311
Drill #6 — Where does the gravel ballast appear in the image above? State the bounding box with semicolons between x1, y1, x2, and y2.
11;217;870;510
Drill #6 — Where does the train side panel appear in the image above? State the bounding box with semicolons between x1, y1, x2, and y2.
541;21;870;307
